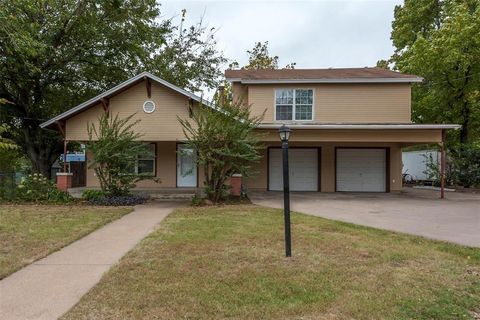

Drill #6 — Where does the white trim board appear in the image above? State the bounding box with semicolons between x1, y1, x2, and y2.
256;124;461;130
227;77;423;84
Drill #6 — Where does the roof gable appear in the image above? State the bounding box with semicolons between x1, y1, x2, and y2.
41;72;208;129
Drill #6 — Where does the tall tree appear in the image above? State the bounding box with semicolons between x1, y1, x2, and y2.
0;1;226;177
229;41;296;70
388;0;480;143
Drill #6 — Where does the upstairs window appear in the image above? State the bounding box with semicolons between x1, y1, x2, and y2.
275;89;313;121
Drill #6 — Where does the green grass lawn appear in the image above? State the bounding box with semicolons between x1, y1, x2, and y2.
63;205;480;320
0;204;132;279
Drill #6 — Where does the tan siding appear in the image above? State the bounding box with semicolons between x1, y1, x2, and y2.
66;81;193;141
155;141;177;188
231;83;248;105
257;129;442;143
87;142;176;188
86;141;207;189
321;145;335;192
73;79;423;192
67;104;103;141
390;146;403;192
245;142;403;192
246;83;411;123
248;85;274;120
243;148;268;189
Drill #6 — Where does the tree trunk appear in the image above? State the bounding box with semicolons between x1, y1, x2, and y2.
460;101;470;144
30;153;54;178
458;66;472;144
459;123;469;144
19;125;64;179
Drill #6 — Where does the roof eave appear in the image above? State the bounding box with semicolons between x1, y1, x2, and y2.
226;77;424;84
256;124;461;130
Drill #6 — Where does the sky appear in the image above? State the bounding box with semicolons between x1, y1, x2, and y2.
159;0;403;69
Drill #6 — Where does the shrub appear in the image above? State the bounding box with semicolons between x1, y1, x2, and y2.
16;173;72;203
47;187;73;204
87;113;159;197
0;174;16;201
88;195;147;206
82;189;105;201
191;194;205;206
424;144;480;188
16;173;50;201
449;143;480;187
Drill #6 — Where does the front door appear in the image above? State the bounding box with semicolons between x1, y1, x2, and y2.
177;145;197;187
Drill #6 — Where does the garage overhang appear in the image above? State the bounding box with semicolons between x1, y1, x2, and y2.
255;123;461;144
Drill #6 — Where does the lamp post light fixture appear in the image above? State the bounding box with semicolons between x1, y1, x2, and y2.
279;124;292;257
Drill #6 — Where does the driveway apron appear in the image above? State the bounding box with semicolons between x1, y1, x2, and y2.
251;189;480;247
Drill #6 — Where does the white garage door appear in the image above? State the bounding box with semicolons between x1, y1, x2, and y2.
269;148;318;191
336;148;386;192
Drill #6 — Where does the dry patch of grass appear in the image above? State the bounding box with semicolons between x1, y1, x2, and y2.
63;205;480;320
0;204;132;279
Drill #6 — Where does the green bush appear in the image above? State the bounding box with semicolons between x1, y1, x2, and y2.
82;189;105;201
17;173;51;201
16;173;72;203
47;187;73;204
0;174;16;201
191;194;205;206
87;113;159;197
450;143;480;188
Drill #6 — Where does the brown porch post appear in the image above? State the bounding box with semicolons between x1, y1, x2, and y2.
440;129;446;199
63;139;68;172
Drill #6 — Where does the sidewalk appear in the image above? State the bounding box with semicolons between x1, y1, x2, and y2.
0;201;185;320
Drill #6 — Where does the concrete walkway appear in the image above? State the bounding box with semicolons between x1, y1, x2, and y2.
0;201;185;320
251;188;480;247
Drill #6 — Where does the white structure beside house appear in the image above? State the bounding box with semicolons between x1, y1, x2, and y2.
402;150;440;181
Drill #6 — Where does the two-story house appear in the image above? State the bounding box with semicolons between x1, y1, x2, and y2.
41;68;459;193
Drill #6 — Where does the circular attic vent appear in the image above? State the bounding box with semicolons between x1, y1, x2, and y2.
143;100;156;113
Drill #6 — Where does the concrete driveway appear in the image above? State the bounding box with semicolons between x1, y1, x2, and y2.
250;188;480;247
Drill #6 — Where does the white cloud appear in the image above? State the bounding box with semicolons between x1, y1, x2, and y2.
159;0;402;68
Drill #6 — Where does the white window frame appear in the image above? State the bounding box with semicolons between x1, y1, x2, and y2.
274;88;315;122
143;100;156;114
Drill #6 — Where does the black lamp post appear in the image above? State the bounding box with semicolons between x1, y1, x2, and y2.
279;124;292;257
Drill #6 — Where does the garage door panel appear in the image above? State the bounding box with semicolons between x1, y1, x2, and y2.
336;149;386;192
269;148;318;191
268;149;283;191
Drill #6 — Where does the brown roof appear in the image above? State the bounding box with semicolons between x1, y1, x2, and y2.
225;67;420;81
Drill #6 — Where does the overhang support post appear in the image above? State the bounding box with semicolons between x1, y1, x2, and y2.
440;129;446;199
55;120;68;173
63;139;68;173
